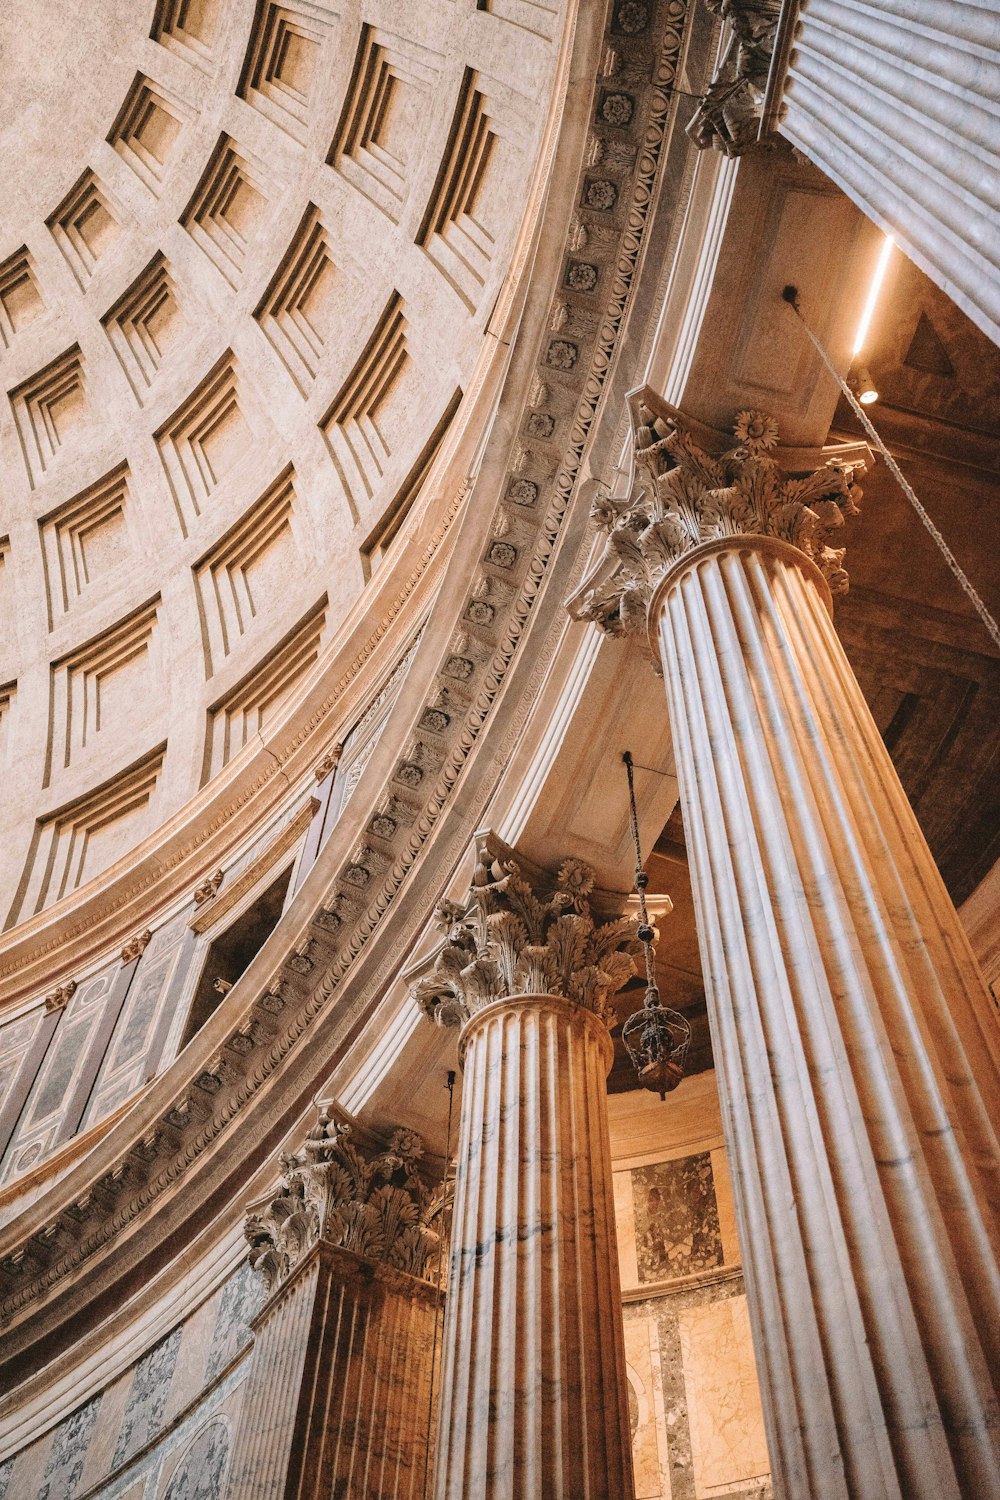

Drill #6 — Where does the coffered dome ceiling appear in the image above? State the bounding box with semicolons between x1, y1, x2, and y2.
0;0;562;927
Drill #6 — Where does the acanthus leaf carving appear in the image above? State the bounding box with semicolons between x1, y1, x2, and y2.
411;834;641;1030
244;1109;444;1293
568;389;866;638
120;929;152;964
192;869;223;906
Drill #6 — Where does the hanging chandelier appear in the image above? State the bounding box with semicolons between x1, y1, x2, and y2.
620;752;691;1099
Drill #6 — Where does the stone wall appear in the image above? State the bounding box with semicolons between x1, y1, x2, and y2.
611;1077;772;1500
0;1255;260;1499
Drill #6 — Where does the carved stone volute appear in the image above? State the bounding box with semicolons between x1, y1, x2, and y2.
567;389;866;639
244;1110;442;1294
411;833;642;1031
687;0;784;157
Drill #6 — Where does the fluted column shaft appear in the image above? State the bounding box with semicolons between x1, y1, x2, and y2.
651;535;1000;1500
433;994;634;1500
228;1242;438;1499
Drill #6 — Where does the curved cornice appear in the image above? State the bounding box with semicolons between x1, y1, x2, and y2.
0;0;698;1386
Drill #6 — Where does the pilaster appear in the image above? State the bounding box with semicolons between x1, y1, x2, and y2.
231;1114;443;1499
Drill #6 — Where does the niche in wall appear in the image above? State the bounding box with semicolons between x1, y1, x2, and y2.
180;863;292;1048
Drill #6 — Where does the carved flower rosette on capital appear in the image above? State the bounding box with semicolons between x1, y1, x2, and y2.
570;391;865;639
412;839;642;1030
244;1111;443;1293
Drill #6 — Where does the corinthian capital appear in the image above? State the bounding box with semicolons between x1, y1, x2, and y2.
244;1109;442;1293
567;389;866;639
687;0;784;157
411;832;642;1030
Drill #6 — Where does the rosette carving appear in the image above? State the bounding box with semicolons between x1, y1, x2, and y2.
568;389;866;638
244;1109;442;1293
411;834;642;1030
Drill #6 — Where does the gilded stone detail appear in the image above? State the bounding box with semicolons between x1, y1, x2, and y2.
120;929;152;964
570;389;865;637
43;979;77;1013
244;1110;441;1293
412;834;641;1029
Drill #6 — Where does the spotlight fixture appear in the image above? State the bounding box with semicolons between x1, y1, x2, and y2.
849;363;879;405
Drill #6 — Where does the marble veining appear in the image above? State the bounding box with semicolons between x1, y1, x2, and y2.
625;1273;772;1500
161;1418;230;1500
632;1153;722;1281
205;1261;261;1384
37;1395;101;1500
112;1325;182;1468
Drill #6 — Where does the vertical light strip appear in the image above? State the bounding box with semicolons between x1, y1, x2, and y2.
852;236;894;358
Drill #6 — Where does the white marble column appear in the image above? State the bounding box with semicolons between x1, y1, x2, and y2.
571;393;1000;1500
414;840;640;1500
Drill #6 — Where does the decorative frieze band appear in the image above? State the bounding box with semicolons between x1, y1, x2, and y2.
568;388;867;638
411;832;641;1029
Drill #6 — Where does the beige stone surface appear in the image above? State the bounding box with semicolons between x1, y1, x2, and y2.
625;1316;672;1500
678;1295;770;1499
0;0;559;930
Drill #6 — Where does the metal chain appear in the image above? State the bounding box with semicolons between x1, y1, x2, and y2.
783;287;1000;654
623;751;660;1007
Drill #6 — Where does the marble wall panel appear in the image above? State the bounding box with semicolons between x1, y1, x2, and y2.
631;1152;723;1282
0;1294;251;1498
625;1316;671;1500
623;1279;772;1500
83;913;192;1127
678;1296;771;1499
611;1085;770;1499
159;1417;230;1500
0;1011;41;1114
204;1260;261;1385
0;964;117;1183
36;1395;101;1500
113;1328;183;1469
88;1373;245;1500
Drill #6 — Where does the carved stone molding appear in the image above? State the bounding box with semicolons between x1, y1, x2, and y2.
244;1110;442;1294
43;979;76;1013
192;869;223;907
687;0;783;157
411;832;641;1030
313;742;344;783
568;388;867;638
120;929;151;965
